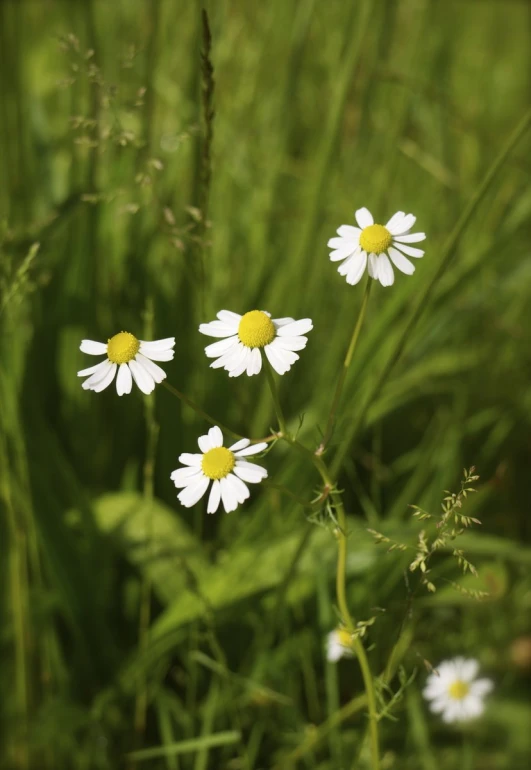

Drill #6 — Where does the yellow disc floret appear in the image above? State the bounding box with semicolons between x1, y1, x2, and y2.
202;447;236;480
107;331;140;364
337;628;352;648
238;310;275;349
359;223;392;255
448;680;470;700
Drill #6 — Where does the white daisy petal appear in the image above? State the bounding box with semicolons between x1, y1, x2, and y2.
178;453;203;466
338;254;356;276
377;253;394;287
234;442;268;457
394;232;426;243
207;480;221;513
274;335;308;352
346;251;367;285
80;339;107;355
442;703;459;723
216;310;241;326
234;460;268;483
329;245;357;262
392;242;425;258
116;363;133;396
135;353;167;383
388;247;415;275
391;213;416;235
228;348;253;378
385;211;406;232
328;236;355;250
81;359;114;390
276;319;313;337
272;317;295;327
170;467;203;488
459;659;479;682
204;337;238;358
199;320;239;338
337;224;361;239
208;426;223;448
228;438;250;452
264;342;298;375
462;695;484;719
78;360;108;378
220;476;238;513
368;252;378;279
212;341;247;372
178;476;210;507
355;207;374;229
226;473;250;504
470;678;493;697
90;362;118;392
198;434;212;453
129;359;155;395
139;348;175;362
246;347;262;376
139;338;175;352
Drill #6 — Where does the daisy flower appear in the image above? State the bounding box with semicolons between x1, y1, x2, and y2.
78;332;175;395
199;310;313;377
328;207;426;287
171;426;268;513
326;628;354;663
423;657;493;723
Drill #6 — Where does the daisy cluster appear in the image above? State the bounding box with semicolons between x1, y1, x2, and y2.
78;205;426;513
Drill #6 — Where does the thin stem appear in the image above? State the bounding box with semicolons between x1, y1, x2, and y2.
265;363;287;435
331;106;531;479
335;498;380;770
163;381;277;444
162;380;241;439
133;298;159;753
319;277;372;453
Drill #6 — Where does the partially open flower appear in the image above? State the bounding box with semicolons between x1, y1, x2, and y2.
326;627;354;662
78;332;175;395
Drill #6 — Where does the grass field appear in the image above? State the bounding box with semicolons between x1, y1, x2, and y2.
1;0;531;768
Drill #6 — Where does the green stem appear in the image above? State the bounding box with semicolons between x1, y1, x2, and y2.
319;276;372;453
331;106;531;479
163;381;277;444
282;434;381;769
163;380;241;439
265;363;287;435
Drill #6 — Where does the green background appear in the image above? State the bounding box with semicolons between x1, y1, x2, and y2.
1;0;530;768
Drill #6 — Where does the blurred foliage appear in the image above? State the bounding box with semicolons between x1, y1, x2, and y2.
1;0;531;768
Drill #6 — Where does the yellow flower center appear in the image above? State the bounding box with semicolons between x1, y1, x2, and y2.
359;223;392;255
201;447;235;480
448;680;470;700
337;628;352;648
107;331;140;364
238;310;275;348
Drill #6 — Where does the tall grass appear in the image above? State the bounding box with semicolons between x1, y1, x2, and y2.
1;0;531;768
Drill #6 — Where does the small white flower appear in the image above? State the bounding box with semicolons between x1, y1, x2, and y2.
328;207;426;287
423;657;493;723
326;628;354;663
171;426;268;513
78;332;175;396
199;310;313;377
